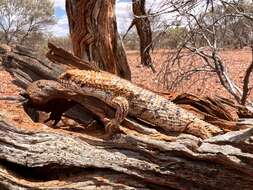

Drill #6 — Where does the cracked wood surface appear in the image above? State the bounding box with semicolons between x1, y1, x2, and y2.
1;105;253;189
1;44;253;189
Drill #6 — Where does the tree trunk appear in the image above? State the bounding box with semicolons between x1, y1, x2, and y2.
65;0;131;80
1;44;253;189
132;0;155;72
123;0;155;72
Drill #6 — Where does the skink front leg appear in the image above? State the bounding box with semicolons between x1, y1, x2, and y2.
104;96;129;136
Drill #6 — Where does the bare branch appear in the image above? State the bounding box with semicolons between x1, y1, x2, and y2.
241;46;253;105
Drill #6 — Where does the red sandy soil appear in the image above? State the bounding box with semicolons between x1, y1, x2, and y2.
0;68;22;109
0;48;252;108
128;48;252;99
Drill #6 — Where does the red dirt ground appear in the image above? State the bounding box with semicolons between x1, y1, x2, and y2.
0;68;22;109
128;48;252;99
0;49;252;107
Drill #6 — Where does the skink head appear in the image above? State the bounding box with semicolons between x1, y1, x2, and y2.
58;69;81;81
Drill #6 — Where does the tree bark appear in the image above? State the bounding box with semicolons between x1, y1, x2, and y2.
65;0;131;80
132;0;155;72
123;0;155;72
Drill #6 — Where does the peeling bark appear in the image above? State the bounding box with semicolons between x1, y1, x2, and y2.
65;0;131;80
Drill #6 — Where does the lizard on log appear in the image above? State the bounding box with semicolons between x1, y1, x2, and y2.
58;69;223;139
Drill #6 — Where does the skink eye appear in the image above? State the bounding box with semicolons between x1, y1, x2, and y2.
63;73;71;80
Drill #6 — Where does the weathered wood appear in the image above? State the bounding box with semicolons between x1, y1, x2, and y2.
0;43;250;129
1;103;253;189
46;42;99;71
65;0;131;80
1;44;98;127
1;44;63;88
1;44;253;189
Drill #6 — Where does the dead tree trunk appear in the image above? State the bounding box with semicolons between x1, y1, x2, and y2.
132;0;155;72
65;0;131;80
1;44;253;189
123;0;155;72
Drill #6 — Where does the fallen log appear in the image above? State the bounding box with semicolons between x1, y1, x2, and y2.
1;102;253;189
1;43;253;189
